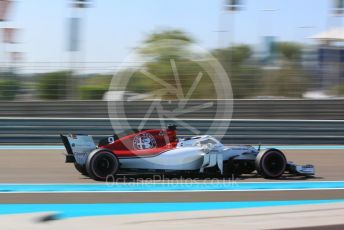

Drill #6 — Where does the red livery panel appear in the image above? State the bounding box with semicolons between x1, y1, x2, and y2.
98;126;178;158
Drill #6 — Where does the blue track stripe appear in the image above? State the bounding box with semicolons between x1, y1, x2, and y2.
0;199;343;219
0;145;344;150
1;181;344;193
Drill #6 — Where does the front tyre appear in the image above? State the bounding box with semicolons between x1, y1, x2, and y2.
255;149;287;179
86;149;120;181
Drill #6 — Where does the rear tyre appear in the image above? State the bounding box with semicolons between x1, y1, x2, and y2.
74;163;88;176
86;149;120;181
255;149;287;179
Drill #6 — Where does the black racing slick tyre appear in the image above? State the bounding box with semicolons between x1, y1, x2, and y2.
74;163;88;176
255;149;287;179
86;149;120;181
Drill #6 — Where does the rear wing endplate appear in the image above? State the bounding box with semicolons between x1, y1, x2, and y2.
60;134;97;165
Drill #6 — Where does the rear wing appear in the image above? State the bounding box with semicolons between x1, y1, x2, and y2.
60;134;97;165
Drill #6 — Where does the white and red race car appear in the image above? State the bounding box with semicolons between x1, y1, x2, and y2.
61;125;314;181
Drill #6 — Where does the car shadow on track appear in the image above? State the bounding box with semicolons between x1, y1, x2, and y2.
238;174;323;181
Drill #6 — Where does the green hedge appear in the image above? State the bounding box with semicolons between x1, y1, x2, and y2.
0;79;19;100
79;85;108;100
331;84;344;95
79;74;111;100
37;71;69;100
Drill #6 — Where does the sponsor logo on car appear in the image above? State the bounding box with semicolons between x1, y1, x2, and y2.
133;133;157;150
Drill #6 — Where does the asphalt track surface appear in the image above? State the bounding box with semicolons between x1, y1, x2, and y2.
1;149;343;183
0;149;343;204
1;203;344;230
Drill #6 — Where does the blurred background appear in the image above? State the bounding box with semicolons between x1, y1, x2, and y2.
1;0;344;100
1;0;344;144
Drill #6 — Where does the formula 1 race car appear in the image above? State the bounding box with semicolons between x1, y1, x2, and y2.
61;125;315;181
